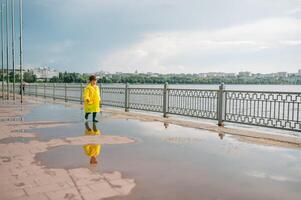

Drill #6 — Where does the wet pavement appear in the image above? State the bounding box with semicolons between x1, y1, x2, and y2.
0;100;135;200
1;100;301;200
37;120;301;200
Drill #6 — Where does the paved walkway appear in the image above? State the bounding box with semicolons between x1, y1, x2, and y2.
0;101;136;200
1;97;301;200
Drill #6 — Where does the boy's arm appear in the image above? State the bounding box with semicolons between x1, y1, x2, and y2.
98;87;101;102
83;88;90;102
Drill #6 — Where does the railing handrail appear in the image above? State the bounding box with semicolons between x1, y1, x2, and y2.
225;89;301;94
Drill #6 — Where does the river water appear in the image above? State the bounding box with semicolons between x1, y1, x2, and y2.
101;84;301;92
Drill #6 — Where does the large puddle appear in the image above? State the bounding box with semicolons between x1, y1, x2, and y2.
9;103;301;200
23;102;84;122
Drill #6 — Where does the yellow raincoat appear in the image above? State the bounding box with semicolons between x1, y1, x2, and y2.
83;144;101;157
83;83;101;113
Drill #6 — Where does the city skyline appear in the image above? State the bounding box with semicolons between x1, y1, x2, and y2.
21;0;301;74
21;65;301;76
8;66;299;81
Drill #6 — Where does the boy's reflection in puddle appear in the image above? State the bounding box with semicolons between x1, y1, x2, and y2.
83;122;101;165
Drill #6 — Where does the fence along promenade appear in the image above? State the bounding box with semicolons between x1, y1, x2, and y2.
1;82;301;132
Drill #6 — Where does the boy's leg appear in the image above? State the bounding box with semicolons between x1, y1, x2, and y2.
92;112;98;122
85;112;91;120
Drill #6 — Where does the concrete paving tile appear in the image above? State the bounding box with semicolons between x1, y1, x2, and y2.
0;189;26;199
103;171;122;181
78;185;93;194
87;181;120;198
24;183;61;195
13;193;49;200
80;192;100;200
111;179;136;195
45;188;81;200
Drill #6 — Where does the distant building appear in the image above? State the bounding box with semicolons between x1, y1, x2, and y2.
225;73;236;77
252;73;265;78
30;67;59;80
198;72;236;78
238;71;251;77
276;72;288;77
298;69;301;76
198;73;207;78
146;72;159;77
207;72;223;77
95;71;109;79
252;73;279;78
287;73;297;77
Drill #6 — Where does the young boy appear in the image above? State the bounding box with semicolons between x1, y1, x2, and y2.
83;75;101;122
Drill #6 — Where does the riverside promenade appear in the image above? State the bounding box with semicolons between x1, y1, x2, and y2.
1;96;301;200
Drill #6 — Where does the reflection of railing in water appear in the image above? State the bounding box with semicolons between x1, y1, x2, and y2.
1;83;301;132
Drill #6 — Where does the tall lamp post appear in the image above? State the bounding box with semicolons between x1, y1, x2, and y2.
11;0;15;100
19;0;23;103
1;5;4;99
5;0;9;100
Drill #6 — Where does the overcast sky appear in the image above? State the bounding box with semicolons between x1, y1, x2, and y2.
22;0;301;73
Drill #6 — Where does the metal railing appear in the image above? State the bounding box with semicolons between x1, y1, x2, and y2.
1;82;300;132
224;90;301;131
167;88;218;119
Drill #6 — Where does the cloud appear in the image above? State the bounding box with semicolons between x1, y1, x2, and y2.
98;17;301;73
286;8;301;15
279;40;301;46
25;0;301;73
49;40;79;54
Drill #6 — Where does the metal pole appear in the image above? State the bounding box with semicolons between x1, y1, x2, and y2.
163;82;168;117
217;83;225;126
64;82;67;102
1;5;4;99
19;0;23;103
80;83;83;104
35;83;37;97
5;0;9;100
98;82;101;108
43;83;45;98
11;0;15;100
53;83;55;100
125;83;129;112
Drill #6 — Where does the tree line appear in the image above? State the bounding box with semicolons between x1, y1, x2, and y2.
101;74;301;84
1;71;301;84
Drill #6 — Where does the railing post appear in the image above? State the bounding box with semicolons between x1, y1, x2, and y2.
163;82;168;118
217;83;225;126
98;82;101;108
125;83;129;112
43;83;46;98
7;82;9;100
27;83;30;96
35;83;38;97
53;83;56;100
1;80;3;99
64;83;67;102
80;83;83;105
